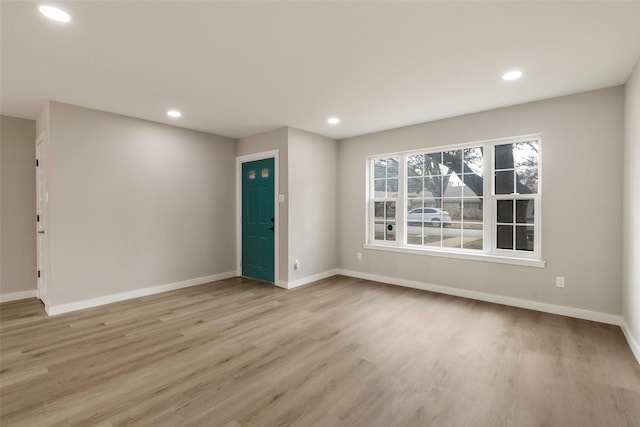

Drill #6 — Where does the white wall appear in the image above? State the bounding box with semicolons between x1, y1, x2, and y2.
0;116;36;297
45;102;236;307
338;87;624;316
287;128;338;283
623;59;640;356
237;127;289;283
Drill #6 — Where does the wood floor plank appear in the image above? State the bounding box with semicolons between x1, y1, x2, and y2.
1;275;639;426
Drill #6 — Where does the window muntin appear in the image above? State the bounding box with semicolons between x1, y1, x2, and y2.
368;136;541;260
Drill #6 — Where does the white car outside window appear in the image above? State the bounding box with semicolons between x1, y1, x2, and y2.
407;208;452;227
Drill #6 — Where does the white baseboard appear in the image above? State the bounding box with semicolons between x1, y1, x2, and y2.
0;290;37;303
336;269;623;326
279;269;338;290
46;271;237;316
621;319;640;364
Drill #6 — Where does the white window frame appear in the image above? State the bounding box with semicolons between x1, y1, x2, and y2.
364;134;545;268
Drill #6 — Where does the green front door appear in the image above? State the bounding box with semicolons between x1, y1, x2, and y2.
242;158;275;282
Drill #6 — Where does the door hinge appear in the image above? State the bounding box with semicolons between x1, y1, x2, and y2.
37;214;40;222
36;159;39;167
37;270;41;278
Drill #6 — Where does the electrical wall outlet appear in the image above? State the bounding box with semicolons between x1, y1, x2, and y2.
556;276;565;288
357;252;362;261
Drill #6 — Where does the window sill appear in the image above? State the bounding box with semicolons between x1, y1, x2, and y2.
363;243;546;268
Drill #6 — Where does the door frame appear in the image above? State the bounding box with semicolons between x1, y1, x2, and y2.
35;131;49;305
236;150;279;285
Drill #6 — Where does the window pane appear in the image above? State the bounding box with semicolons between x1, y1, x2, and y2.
387;158;399;178
385;201;396;220
374;160;386;179
375;179;385;197
516;166;538;194
407;202;423;225
443;183;462;199
427;153;442;172
497;225;513;249
442;222;462;248
407;229;422;245
516;200;534;224
463;173;483;197
374;222;385;240
443;150;463;175
463;237;483;250
374;202;385;220
464;147;484;175
407;177;423;197
497;200;513;223
424;176;441;197
407;201;423;244
385;221;396;241
387;178;398;196
426;197;441;210
495;170;514;194
408;154;424;177
463;203;483;222
421;198;435;214
422;201;445;227
443;201;461;222
423;225;442;247
463;222;483;250
407;198;423;211
516;226;534;251
424;211;445;227
495;144;515;170
513;141;539;169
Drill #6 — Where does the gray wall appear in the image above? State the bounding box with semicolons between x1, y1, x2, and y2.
287;127;338;282
4;85;630;331
0;116;36;296
338;87;624;315
623;60;640;345
237;127;289;283
46;102;236;306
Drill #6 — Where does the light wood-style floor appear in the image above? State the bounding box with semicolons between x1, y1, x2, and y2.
1;276;639;427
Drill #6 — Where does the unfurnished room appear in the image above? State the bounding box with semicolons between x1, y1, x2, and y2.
1;1;639;426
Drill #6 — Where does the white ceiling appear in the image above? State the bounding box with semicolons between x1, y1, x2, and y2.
2;1;639;140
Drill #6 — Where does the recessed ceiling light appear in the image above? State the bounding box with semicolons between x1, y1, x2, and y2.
167;110;182;118
502;70;523;81
328;117;340;125
38;5;71;23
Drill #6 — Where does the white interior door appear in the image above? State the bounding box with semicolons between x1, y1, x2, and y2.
35;135;48;304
